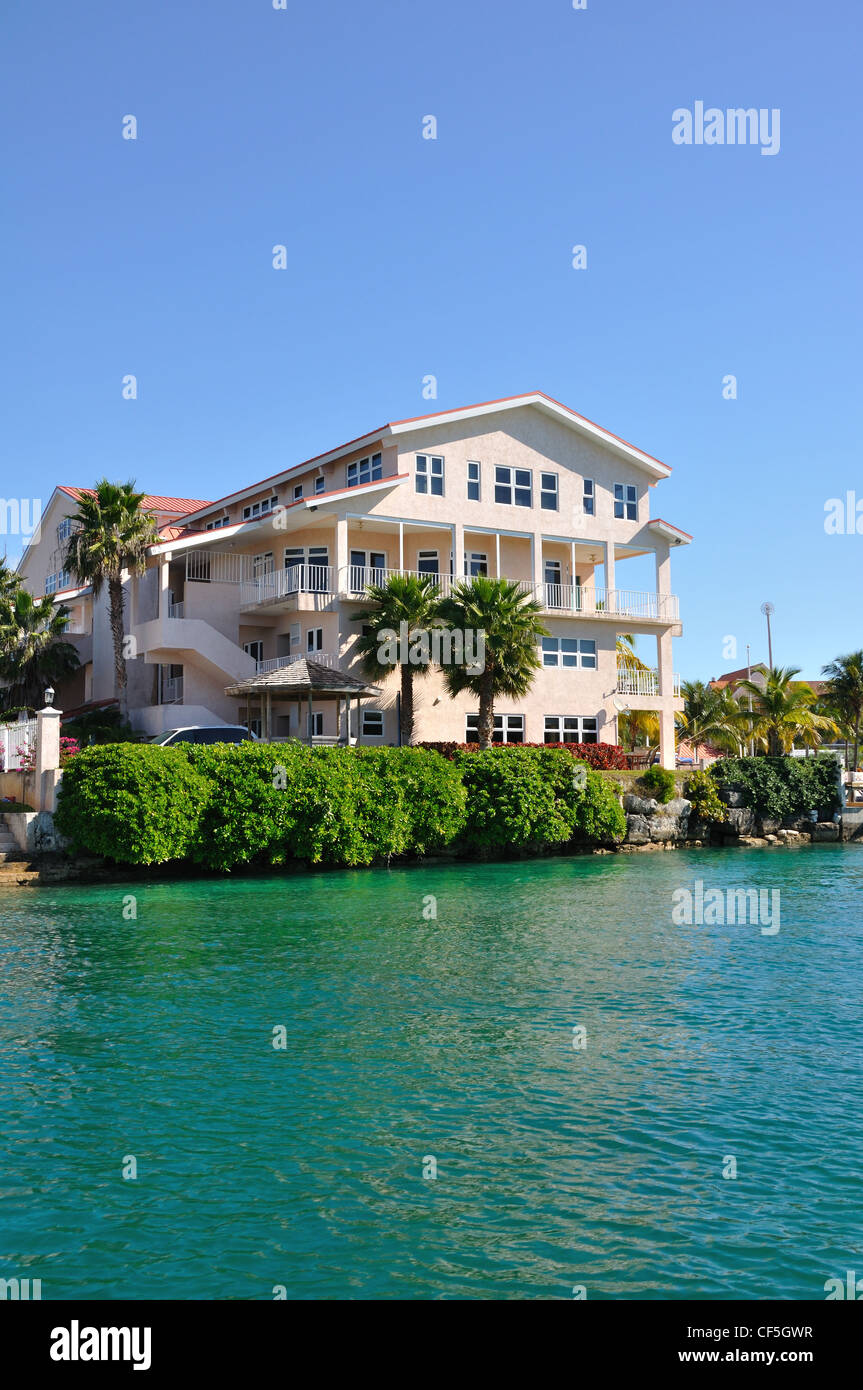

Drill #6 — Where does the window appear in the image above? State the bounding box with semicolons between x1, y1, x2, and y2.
244;641;264;666
249;718;262;738
284;546;303;570
540;473;559;511
415;454;444;496
614;483;637;521
466;713;524;745
347;453;382;488
464;551;488;577
467;461;481;501
45;570;70;595
315;476;325;494
544;716;598;745
307;546;330;591
583;479;595;516
362;710;384;737
417;550;439;575
306;627;323;653
494;465;532;507
308;711;323;737
350;549;386;587
205;516;230;530
242;496;278;521
57;518;73;543
541;637;596;669
253;552;274;578
289;622;301;648
293;484;303;501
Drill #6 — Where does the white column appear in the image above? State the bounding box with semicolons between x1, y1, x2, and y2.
655;540;672;616
35;701;62;813
398;522;404;572
335;517;349;591
495;532;501;578
604;540;616;611
452;523;464;581
159;555;172;619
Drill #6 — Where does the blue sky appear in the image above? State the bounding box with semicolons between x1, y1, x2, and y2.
2;0;860;681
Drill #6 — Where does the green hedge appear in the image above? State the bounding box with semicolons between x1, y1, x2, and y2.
55;744;212;864
709;755;841;819
55;742;625;870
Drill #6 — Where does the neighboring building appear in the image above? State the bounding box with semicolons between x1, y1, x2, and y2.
18;393;691;766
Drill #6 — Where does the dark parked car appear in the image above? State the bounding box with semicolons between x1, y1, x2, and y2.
151;725;257;746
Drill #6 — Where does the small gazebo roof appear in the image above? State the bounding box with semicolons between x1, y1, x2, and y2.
225;658;380;700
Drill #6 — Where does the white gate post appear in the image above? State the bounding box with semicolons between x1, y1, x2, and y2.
35;691;63;813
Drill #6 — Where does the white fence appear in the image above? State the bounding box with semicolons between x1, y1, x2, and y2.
0;719;38;772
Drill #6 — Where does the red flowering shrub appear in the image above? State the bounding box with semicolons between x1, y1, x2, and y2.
416;741;627;770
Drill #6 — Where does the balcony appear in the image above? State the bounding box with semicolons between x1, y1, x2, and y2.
616;663;682;698
341;569;678;623
240;564;336;611
255;652;337;674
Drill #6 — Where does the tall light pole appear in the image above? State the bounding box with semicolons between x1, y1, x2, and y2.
760;602;774;670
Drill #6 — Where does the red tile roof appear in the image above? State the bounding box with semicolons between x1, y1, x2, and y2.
58;486;211;516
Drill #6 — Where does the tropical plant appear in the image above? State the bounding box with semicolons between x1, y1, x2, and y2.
676;680;744;759
640;764;676;803
821;650;863;769
63;481;159;719
436;576;547;749
684;767;727;823
353;574;442;744
737;666;838;756
0;587;80;711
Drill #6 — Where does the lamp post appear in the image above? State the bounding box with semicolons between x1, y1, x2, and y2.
760;602;774;669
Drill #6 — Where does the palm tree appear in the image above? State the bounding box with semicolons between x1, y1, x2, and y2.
738;666;837;755
821;650;863;769
63;481;159;719
675;680;740;761
616;632;650;672
353;574;443;744
0;588;80;711
436;576;547;749
0;556;20;603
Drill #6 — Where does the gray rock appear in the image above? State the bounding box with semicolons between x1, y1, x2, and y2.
623;794;659;815
812;822;840;842
758;817;781;835
719;788;746;808
649;816;685;842
724;807;755;837
625;815;651;845
665;798;692;818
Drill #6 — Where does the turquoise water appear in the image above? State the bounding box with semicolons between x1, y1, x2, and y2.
1;846;861;1300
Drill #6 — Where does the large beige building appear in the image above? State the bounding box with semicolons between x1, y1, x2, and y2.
19;393;691;766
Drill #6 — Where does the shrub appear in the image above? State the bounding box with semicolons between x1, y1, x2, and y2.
187;743;467;871
417;741;628;769
710;756;841;819
573;766;627;844
640;765;676;803
453;746;583;851
55;744;211;863
684;768;727;823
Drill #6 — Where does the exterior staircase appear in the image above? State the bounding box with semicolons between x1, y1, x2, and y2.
0;815;26;864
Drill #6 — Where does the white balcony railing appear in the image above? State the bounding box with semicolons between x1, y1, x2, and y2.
168;601;185;620
240;564;335;610
255;652;337;674
341;570;678;622
344;565;455;598
616;664;682;698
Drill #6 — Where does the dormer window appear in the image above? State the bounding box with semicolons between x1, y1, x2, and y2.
242;496;279;521
347;453;382;488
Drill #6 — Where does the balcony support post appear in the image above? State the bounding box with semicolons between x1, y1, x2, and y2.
604;540;615;612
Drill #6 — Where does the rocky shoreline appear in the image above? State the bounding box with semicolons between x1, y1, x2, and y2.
620;784;856;852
